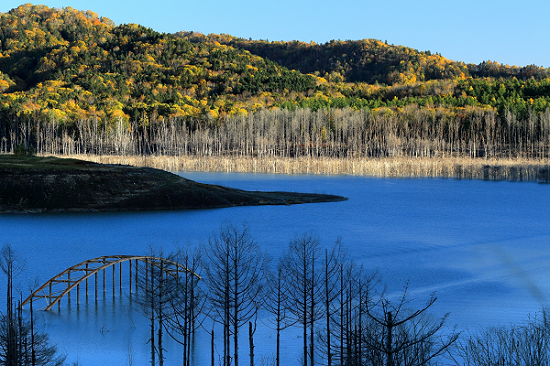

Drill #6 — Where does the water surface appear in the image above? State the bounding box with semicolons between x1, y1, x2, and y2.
1;173;549;365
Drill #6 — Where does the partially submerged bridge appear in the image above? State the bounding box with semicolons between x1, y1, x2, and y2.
20;255;199;311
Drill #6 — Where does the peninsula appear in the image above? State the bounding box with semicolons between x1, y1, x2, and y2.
0;156;347;213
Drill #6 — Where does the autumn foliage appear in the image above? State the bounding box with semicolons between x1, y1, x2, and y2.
1;4;550;161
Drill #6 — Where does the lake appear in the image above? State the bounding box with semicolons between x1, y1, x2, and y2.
1;172;550;365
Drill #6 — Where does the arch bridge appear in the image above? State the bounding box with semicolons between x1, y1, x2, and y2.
20;255;200;311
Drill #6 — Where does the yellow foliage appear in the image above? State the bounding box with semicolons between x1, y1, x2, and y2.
110;109;129;122
181;104;200;116
321;126;327;141
41;108;67;121
228;107;248;117
0;80;10;91
184;65;198;76
208;109;219;119
316;77;328;85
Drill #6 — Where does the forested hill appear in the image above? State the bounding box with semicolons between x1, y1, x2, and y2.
179;32;549;85
1;3;550;128
0;4;317;122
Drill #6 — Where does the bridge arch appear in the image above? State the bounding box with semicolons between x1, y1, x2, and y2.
20;255;200;311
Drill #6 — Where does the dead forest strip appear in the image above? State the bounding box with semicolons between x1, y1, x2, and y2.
2;106;550;181
50;154;550;182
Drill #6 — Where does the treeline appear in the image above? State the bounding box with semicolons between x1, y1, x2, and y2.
134;224;550;366
179;32;469;85
4;106;550;160
138;224;458;366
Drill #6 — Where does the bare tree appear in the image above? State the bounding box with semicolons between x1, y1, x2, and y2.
164;247;206;366
135;250;181;366
0;310;65;366
0;244;65;366
204;223;267;366
323;255;378;366
0;244;23;366
455;309;550;366
321;241;347;366
364;284;459;366
281;234;323;366
263;261;295;366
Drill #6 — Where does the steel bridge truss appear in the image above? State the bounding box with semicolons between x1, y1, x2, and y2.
20;255;199;311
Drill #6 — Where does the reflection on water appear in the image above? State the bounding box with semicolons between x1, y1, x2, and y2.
2;173;550;365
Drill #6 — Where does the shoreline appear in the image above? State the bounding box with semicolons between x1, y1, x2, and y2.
47;154;550;183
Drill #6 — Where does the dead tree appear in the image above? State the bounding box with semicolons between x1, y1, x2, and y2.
164;247;206;366
281;234;323;366
0;244;65;366
456;309;550;366
135;250;180;366
264;262;295;366
204;223;267;366
0;244;23;366
321;252;378;366
365;284;459;366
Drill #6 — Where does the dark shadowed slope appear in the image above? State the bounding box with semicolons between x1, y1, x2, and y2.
0;156;347;213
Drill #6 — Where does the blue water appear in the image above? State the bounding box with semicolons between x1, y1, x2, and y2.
1;173;550;365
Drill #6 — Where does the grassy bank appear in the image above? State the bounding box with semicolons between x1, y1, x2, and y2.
49;154;550;182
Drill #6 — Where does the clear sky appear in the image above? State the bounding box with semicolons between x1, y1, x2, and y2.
2;0;549;68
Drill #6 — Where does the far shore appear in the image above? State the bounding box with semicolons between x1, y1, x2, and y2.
48;154;550;183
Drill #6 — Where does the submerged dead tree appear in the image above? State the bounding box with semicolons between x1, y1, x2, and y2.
135;250;182;366
164;248;205;366
204;224;267;366
0;244;65;366
4;106;550;161
281;234;324;366
365;285;459;366
456;309;550;366
264;262;295;366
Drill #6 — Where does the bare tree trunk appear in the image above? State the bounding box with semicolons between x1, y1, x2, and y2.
30;295;36;366
385;311;394;366
211;328;215;366
150;264;156;366
249;321;255;366
310;257;315;366
325;250;332;366
158;261;164;366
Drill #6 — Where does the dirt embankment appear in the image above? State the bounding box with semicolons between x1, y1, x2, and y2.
0;156;347;213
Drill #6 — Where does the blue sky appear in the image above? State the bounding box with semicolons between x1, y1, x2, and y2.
2;0;549;68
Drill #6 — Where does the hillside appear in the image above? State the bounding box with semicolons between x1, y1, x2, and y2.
179;32;470;85
1;4;550;163
0;4;317;123
0;155;346;213
0;4;549;126
180;32;549;85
